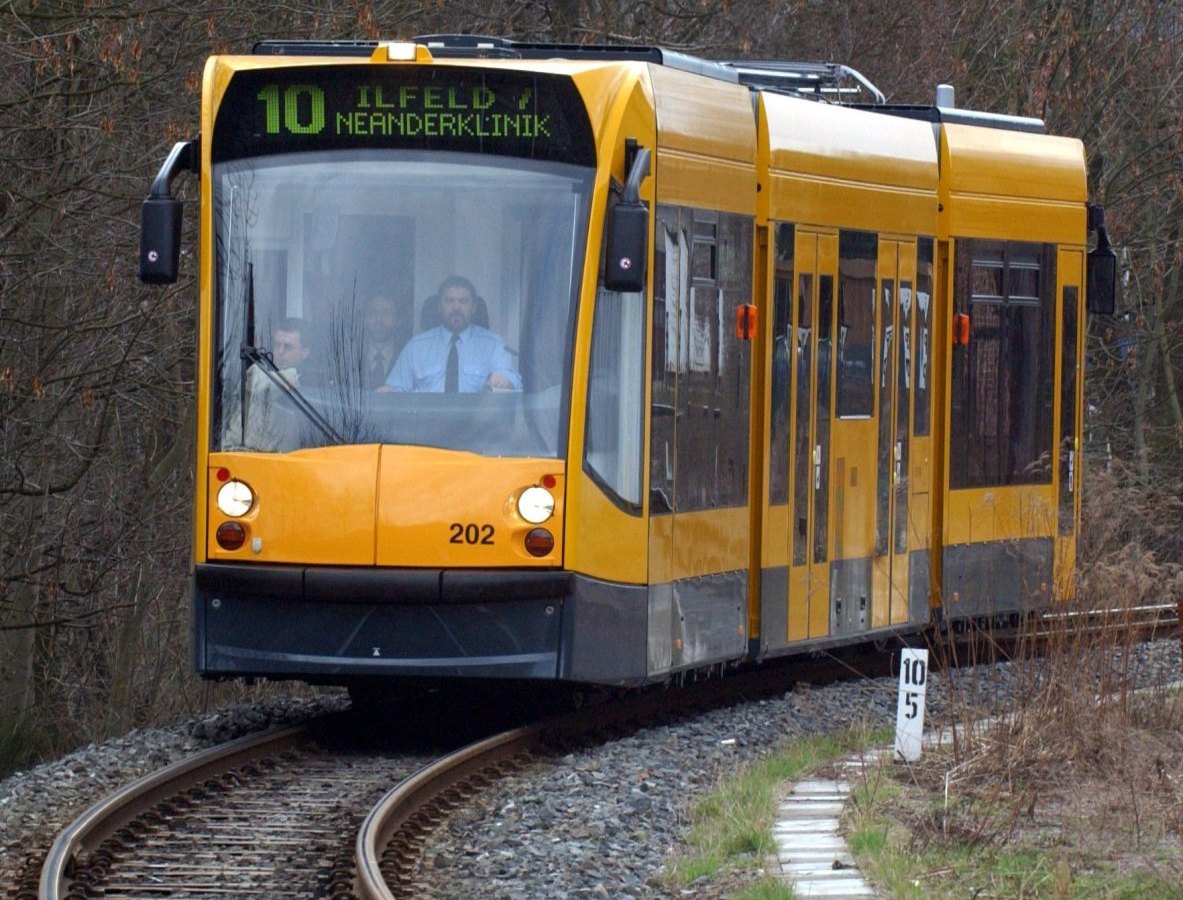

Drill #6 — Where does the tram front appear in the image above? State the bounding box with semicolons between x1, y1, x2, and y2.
178;51;613;682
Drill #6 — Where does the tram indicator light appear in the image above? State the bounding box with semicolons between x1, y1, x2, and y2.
735;304;757;341
524;528;554;557
953;313;971;346
216;521;247;551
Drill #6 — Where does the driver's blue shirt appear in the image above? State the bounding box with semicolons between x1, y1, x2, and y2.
384;324;521;393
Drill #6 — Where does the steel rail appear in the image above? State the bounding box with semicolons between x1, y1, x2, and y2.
39;724;307;900
1037;601;1178;624
355;723;543;900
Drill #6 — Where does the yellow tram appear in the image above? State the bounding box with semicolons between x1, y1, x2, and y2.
140;36;1116;686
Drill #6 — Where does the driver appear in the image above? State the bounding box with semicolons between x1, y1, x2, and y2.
380;275;520;393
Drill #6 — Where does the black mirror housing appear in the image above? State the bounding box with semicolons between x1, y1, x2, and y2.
140;197;183;285
1087;244;1117;315
1086;203;1117;316
139;139;198;286
604;202;648;293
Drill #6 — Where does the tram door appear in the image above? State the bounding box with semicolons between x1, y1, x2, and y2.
872;239;917;626
788;231;837;640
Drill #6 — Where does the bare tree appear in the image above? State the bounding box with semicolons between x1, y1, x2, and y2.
2;0;1180;773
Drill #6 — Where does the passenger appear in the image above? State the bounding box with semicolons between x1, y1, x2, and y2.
380;276;520;393
362;294;404;390
236;317;317;450
267;317;315;387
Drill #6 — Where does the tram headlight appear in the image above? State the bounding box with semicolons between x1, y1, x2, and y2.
517;486;555;524
216;480;254;518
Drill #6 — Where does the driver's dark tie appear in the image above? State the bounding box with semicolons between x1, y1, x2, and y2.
445;334;459;393
370;351;387;389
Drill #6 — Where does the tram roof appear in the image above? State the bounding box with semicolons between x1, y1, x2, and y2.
253;36;885;105
252;36;1046;134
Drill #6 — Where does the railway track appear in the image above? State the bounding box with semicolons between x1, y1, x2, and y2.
34;651;867;900
32;605;1179;899
358;724;546;899
941;600;1180;661
37;717;437;899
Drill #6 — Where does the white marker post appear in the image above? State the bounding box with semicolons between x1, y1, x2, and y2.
894;648;928;762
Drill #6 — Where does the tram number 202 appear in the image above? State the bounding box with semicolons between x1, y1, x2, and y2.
449;523;495;545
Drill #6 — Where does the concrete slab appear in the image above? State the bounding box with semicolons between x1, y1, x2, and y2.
774;755;880;897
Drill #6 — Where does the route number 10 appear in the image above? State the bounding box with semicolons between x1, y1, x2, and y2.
257;84;326;136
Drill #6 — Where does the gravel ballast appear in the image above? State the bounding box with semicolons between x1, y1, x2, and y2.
2;638;1179;897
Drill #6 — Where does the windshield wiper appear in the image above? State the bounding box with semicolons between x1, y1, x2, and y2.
240;263;344;445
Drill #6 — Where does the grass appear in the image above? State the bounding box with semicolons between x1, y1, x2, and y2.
661;623;1181;898
842;609;1183;898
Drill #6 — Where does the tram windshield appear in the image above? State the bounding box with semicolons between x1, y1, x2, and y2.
212;150;593;457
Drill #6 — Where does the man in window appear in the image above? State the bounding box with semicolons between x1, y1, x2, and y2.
382;275;520;393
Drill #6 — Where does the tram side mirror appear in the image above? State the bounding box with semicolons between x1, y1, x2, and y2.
1086;203;1117;315
140;197;183;285
603;145;652;294
1087;244;1116;315
604;203;648;293
139;139;199;286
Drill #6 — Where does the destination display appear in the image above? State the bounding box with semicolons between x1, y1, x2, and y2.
212;66;596;165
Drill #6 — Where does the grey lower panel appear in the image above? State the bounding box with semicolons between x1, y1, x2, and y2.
560;576;649;684
831;558;872;635
561;570;746;683
196;564;749;687
759;566;789;653
197;589;562;680
909;549;932;624
664;570;747;674
942;538;1052;618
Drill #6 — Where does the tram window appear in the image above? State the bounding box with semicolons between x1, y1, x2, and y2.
814;274;834;564
793;272;813;567
769;223;794;506
837;230;876;418
915;238;933;437
656;208;754;513
212;152;591;458
650;206;751;514
587;284;645;511
972;261;1005;299
950;240;1056;488
650;206;679;514
1059;286;1080;535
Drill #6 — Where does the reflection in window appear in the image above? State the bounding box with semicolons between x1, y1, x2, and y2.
894;280;911;555
1059;286;1079;535
950;240;1056;488
769;223;794;505
793;272;813;567
814;274;833;564
649;205;752;514
837;230;876;418
875;278;894;556
586;285;645;510
915;239;933;437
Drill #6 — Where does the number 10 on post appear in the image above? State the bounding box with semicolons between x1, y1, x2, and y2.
894;648;928;762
